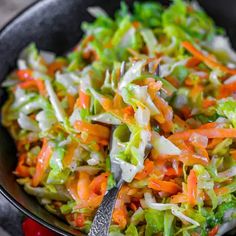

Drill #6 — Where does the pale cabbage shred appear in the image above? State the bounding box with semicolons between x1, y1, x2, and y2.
2;0;236;235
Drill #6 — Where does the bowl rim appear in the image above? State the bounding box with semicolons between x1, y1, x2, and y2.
0;1;74;235
1;1;236;236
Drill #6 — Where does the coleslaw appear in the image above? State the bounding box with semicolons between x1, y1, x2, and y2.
1;0;236;235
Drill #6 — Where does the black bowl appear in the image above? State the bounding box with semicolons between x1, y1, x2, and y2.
0;0;236;235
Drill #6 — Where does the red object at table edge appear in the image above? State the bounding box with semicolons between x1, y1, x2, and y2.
22;218;59;236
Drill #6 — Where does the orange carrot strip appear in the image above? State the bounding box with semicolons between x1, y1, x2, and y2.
182;41;236;75
113;206;128;229
135;159;154;180
113;93;124;108
66;177;79;201
74;120;110;139
154;95;174;132
230;150;236;160
187;169;197;205
89;173;108;196
186;57;201;68
77;90;90;109
202;99;216;109
17;69;34;81
169;128;236;141
154;113;166;124
180;105;192;119
191;85;203;98
123;106;134;117
207;138;224;149
145;79;162;99
75;214;85;228
170;193;188;204
32;139;52;187
218;81;236;98
166;76;179;88
67;94;76;115
14;154;30;177
165;166;183;177
63;142;78;167
19;80;37;89
148;178;181;194
158;152;209;166
132;21;140;29
198;122;220;129
47;60;67;77
208;225;219;236
77;171;91;200
19;79;45;95
16;69;32;82
77;134;108;147
173;115;190;129
155;96;173;121
101;97;113;110
214;186;229;195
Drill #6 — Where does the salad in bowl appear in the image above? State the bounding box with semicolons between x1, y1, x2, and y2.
1;0;236;235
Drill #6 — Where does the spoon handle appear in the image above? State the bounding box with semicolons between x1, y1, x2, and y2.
88;181;123;236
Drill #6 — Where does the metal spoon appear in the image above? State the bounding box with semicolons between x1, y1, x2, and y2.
88;141;152;236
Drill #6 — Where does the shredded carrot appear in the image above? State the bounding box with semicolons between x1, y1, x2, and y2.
66;176;79;201
166;76;179;88
170;193;188;203
130;202;138;211
14;154;30;177
169;128;236;141
75;214;85;228
154;95;174;132
89;173;108;196
182;41;236;75
17;69;34;81
165;166;183;177
148;178;181;194
180;105;192;119
186;57;201;68
132;21;140;29
32;139;52;187
77;134;108;148
19;79;45;95
113;93;124;108
202;99;216;109
74;120;110;139
154;113;166;124
198;122;221;129
158;152;209;166
187;169;197;205
145;79;162;99
77;171;91;200
47;60;67;76
173;115;190;129
67;94;76;115
208;225;219;236
63;142;78;167
76;90;90;109
80;35;94;49
230;150;236;160
191;85;203;98
207;138;224;149
113;206;128;229
123;106;134;117
135;159;154;180
214;186;229;195
101;97;113;110
218;81;236;98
